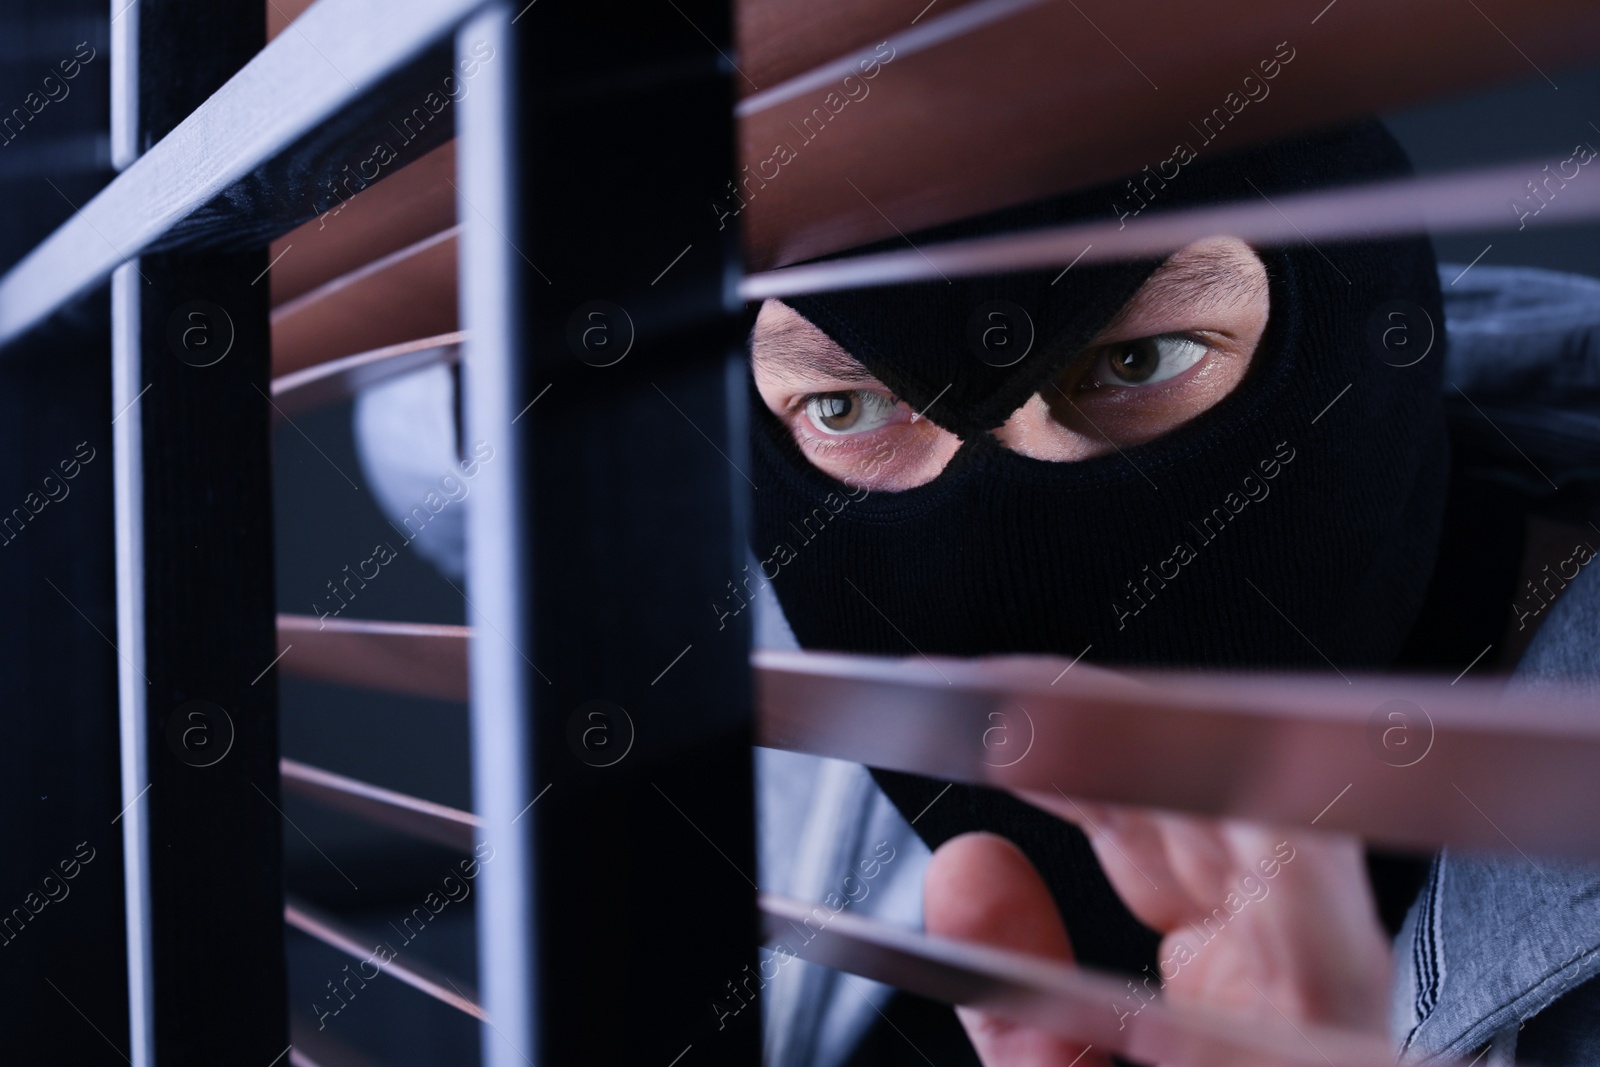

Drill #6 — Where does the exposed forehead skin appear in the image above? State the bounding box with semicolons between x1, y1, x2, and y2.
750;301;877;387
750;239;1264;382
1097;236;1265;335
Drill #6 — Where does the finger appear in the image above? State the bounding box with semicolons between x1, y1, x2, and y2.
1209;828;1393;1030
1012;790;1194;930
1143;809;1243;902
924;832;1114;1067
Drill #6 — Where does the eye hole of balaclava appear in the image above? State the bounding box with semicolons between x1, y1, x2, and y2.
750;234;1272;490
748;119;1448;674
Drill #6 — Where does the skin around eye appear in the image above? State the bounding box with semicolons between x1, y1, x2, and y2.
749;235;1270;487
995;236;1270;462
751;301;962;490
784;387;959;490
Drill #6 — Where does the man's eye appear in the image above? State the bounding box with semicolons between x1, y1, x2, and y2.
802;391;899;436
1090;335;1208;387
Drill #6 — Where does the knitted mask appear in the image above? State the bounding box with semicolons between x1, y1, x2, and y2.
748;121;1448;975
753;121;1447;667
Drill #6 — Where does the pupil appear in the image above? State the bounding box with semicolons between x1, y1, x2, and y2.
819;394;856;429
1111;339;1160;383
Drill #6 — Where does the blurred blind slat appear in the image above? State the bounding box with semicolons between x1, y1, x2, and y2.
279;758;478;852
277;615;470;703
269;140;457;307
270;227;459;377
270;331;464;418
285;898;486;1020
755;648;1600;859
736;0;1600;268
760;894;1441;1067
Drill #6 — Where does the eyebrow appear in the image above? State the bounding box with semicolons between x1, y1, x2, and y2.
1099;242;1263;333
752;241;1263;379
751;314;882;385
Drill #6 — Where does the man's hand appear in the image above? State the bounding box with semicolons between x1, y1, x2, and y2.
924;833;1114;1067
923;799;1394;1066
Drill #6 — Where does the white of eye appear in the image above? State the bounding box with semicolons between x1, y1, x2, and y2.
1091;335;1208;387
802;391;900;436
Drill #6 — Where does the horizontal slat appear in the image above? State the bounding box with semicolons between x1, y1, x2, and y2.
741;154;1600;299
267;0;319;43
272;613;1600;859
269;140;457;307
0;0;475;347
8;0;1600;343
736;0;990;96
760;894;1441;1067
256;151;1600;337
252;153;1600;327
289;1010;385;1067
738;0;1600;268
270;332;463;418
277;615;470;702
755;648;1600;860
271;227;459;377
286;1032;375;1067
285;897;486;1021
279;758;478;852
736;0;1040;115
254;152;1600;350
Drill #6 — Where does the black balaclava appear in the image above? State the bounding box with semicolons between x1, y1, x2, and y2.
749;121;1449;977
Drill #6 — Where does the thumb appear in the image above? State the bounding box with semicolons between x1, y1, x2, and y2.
924;833;1113;1067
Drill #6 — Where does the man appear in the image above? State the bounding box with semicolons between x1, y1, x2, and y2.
744;120;1600;1064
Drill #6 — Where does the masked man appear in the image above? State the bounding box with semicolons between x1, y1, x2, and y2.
747;121;1600;1065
